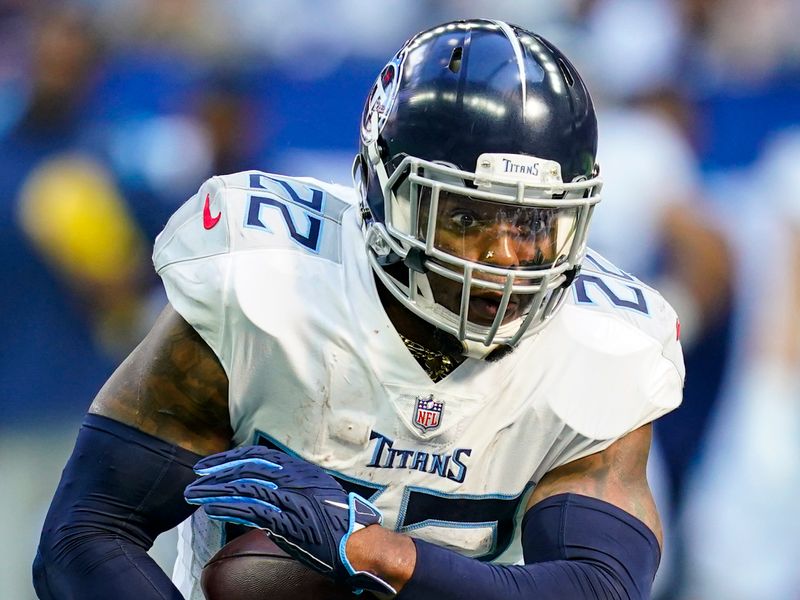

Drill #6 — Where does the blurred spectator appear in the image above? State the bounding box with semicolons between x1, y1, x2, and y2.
578;0;685;100
678;0;800;171
679;0;800;85
681;129;800;600
0;8;118;426
17;155;150;356
198;77;268;175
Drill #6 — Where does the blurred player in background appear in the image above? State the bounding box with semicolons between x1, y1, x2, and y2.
34;19;683;599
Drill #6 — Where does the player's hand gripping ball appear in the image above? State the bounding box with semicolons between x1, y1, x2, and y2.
185;446;394;596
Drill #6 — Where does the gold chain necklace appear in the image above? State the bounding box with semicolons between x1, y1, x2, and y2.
398;333;460;382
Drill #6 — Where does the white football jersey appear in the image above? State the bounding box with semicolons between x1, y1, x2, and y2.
153;171;684;599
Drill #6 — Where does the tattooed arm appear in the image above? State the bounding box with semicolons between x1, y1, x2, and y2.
33;306;231;599
89;304;231;454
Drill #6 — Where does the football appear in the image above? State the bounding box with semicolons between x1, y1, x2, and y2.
201;528;376;599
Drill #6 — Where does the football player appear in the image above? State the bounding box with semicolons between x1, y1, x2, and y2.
34;19;683;599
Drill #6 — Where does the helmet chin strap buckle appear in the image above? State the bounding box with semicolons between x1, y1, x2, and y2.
403;248;428;274
462;339;501;360
561;265;581;289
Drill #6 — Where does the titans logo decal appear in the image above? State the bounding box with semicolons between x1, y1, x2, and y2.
360;53;404;145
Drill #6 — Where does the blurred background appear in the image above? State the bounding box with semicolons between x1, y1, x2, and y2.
1;0;799;598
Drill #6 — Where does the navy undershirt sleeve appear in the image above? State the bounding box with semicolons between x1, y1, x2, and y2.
397;493;661;600
33;414;204;600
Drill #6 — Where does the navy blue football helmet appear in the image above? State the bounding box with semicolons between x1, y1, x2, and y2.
353;19;602;358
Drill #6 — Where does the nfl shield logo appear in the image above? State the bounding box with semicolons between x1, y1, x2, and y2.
413;394;444;432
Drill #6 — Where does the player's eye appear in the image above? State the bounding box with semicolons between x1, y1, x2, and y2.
447;210;480;230
523;212;552;236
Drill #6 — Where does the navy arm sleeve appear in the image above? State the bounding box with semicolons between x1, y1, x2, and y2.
396;493;661;600
33;414;203;600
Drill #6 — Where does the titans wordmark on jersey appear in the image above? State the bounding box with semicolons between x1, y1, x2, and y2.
153;171;684;600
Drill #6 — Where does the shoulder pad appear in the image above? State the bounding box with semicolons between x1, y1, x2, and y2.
570;250;684;375
153;176;230;271
538;251;685;445
153;171;357;271
152;171;358;367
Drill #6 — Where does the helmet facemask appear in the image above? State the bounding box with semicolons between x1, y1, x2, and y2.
359;147;602;358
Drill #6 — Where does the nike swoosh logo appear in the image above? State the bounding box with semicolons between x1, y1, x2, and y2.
203;194;222;230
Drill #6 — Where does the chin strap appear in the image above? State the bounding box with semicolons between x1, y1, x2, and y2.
561;264;581;289
462;339;503;360
428;326;497;362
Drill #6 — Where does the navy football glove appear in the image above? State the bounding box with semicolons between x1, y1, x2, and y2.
184;446;394;595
